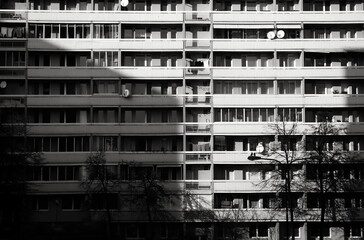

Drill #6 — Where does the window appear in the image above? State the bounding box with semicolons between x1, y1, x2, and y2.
28;166;80;181
277;108;302;122
31;196;49;210
126;224;146;239
278;80;301;94
62;195;82;210
93;24;118;38
214;80;273;95
92;136;118;151
91;194;118;210
93;108;118;123
0;51;25;67
157;166;182;180
27;137;89;152
214;108;274;122
311;225;330;237
93;80;118;94
160;223;179;239
281;224;300;238
250;224;269;238
345;225;363;237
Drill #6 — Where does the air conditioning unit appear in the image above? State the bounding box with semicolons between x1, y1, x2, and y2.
122;89;130;98
277;30;285;39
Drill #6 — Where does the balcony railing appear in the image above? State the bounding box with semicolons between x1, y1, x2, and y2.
185;95;211;104
186;124;211;133
0;10;26;20
185;180;211;190
0;97;25;107
186;153;211;162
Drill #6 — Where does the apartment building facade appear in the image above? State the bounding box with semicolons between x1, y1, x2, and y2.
1;0;364;239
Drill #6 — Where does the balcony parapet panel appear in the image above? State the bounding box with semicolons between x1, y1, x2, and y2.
27;95;184;107
213;152;258;164
212;11;364;24
28;67;184;79
28;123;184;135
213;95;304;107
214;122;364;135
25;11;364;24
40;152;184;164
213;39;364;52
214;180;275;192
29;181;82;193
304;94;364;107
212;67;364;79
28;39;184;51
27;10;183;23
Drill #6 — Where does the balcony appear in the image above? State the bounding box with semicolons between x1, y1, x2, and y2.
214;180;275;192
213;152;254;164
185;180;212;190
29;181;82;193
185;95;211;105
0;68;25;78
28;123;184;135
0;10;26;21
214;123;270;135
0;96;25;107
214;209;286;221
185;12;210;22
186;153;211;163
212;11;364;24
27;10;183;23
0;39;26;49
27;95;184;107
186;124;211;134
212;66;364;79
213;95;304;107
185;39;211;50
40;152;185;164
28;67;184;78
213;39;364;51
304;94;364;108
108;210;184;222
28;39;184;51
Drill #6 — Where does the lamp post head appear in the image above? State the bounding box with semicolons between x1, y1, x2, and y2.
248;154;262;161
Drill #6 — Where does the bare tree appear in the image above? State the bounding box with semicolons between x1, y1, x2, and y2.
0;108;42;239
253;121;306;240
82;151;119;240
126;163;175;240
305;120;355;240
214;207;251;240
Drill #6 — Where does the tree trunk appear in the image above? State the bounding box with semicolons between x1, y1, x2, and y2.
285;177;290;240
105;202;113;240
286;170;295;240
318;160;325;240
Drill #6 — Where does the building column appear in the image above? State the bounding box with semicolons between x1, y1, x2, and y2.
272;0;277;11
302;222;308;240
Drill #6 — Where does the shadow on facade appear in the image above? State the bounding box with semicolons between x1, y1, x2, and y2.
0;16;207;240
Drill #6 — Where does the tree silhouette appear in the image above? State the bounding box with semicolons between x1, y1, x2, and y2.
255;121;306;240
82;151;119;240
305;121;359;240
0;108;42;239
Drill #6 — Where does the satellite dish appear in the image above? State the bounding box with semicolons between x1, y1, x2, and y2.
0;81;7;89
277;30;285;39
267;31;275;40
120;0;129;7
256;142;264;153
122;89;130;98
